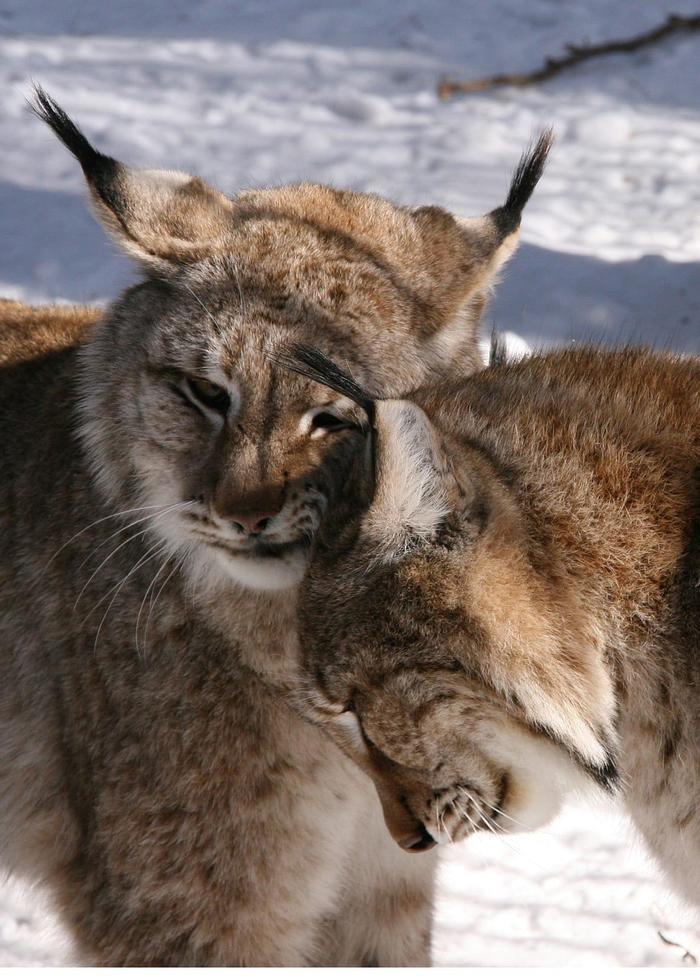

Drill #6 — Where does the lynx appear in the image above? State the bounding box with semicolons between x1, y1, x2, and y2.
0;88;551;965
286;344;700;906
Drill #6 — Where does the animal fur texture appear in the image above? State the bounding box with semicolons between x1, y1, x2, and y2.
0;90;550;965
290;345;700;906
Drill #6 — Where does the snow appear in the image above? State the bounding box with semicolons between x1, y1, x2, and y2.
1;0;700;967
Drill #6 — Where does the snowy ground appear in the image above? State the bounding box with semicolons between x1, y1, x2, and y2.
2;0;700;967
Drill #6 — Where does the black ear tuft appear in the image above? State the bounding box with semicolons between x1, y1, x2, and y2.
503;128;554;216
269;344;377;427
30;86;121;208
29;85;235;269
31;86;98;170
492;128;554;236
30;86;115;178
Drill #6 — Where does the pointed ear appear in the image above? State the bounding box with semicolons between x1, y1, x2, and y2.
31;87;234;270
418;130;553;360
459;128;554;284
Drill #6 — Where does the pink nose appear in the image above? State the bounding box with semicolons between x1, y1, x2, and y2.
229;509;278;536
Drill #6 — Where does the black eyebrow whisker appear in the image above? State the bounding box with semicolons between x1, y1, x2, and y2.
267;343;377;428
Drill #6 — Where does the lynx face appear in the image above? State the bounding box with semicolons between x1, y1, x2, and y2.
80;281;372;591
300;553;612;850
304;669;591;851
285;350;617;851
33;90;550;592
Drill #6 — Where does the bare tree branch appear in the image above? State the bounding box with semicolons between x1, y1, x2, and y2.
657;930;698;966
438;13;700;100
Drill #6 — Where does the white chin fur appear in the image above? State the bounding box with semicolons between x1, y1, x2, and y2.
214;547;308;591
505;770;565;834
485;721;588;835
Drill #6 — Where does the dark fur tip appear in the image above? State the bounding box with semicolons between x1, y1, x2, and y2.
267;344;376;426
586;755;620;794
488;328;508;368
29;84;118;185
532;719;620;795
491;128;554;236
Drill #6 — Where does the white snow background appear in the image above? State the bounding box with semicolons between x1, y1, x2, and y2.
1;0;700;967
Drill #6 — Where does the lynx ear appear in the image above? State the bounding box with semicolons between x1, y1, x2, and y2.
31;87;234;270
417;130;552;360
362;401;456;559
459;128;553;286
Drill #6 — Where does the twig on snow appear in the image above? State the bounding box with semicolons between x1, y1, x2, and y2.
438;13;700;99
657;929;698;966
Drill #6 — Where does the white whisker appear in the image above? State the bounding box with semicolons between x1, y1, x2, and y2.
75;501;189;574
443;814;453;844
80;540;167;630
74;527;152;612
454;798;480;837
462;789;497;834
72;501;189;610
181;281;225;332
143;551;188;656
135;548;176;659
487;801;541;834
91;541;168;656
463;788;551;872
229;258;247;312
44;503;166;569
434;798;453;843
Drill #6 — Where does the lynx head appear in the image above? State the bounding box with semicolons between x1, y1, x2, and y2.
281;348;617;851
32;87;551;592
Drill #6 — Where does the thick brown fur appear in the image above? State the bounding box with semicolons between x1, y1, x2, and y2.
0;298;99;364
295;347;700;904
0;95;548;965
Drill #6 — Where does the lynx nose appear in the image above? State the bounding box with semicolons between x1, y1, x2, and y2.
214;482;285;535
229;509;279;536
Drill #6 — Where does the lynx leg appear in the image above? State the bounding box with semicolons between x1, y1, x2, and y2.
56;871;324;966
42;680;366;967
50;795;356;968
356;842;436;967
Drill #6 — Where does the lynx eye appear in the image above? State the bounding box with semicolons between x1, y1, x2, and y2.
312;412;350;431
308;407;355;438
185;376;231;414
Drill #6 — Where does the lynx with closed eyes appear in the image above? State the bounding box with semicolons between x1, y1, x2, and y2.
288;344;700;907
0;90;550;965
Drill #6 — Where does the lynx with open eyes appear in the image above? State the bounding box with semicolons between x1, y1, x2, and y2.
288;345;700;908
